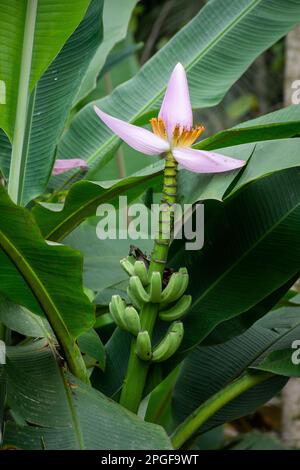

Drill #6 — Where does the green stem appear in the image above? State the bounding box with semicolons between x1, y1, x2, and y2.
119;152;177;413
8;0;38;204
171;370;272;449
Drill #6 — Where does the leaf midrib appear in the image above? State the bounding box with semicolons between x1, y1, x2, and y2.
59;368;85;450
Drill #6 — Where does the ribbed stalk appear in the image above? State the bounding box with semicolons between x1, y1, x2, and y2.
119;152;177;413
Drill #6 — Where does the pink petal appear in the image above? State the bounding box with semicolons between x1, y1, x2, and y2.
159;63;193;142
94;106;169;155
52;158;88;176
173;147;246;174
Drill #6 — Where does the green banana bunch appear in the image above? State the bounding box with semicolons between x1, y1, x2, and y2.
120;257;135;277
149;271;162;303
136;331;152;361
129;276;150;304
160;268;189;307
109;295;141;335
152;321;184;362
159;294;192;321
133;260;149;286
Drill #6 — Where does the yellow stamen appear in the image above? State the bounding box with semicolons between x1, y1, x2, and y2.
172;125;181;147
150;118;159;135
176;124;205;147
158;118;167;139
150;117;167;139
150;117;205;147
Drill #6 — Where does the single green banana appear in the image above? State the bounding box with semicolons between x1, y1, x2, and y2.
176;267;189;298
149;271;162;303
152;322;184;362
136;331;152;361
160;271;186;305
159;295;192;321
127;286;141;310
109;295;128;330
134;260;149;286
123;306;141;336
129;276;150;304
120;257;135;277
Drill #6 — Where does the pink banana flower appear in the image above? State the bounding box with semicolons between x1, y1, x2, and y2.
94;63;245;174
52;158;88;176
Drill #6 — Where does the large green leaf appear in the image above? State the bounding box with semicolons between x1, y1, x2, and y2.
0;298;51;338
204;274;300;345
0;298;105;371
0;0;91;139
196;105;300;151
178;138;300;205
172;309;291;432
252;305;300;377
230;138;300;196
0;0;104;205
57;0;300;179
171;168;300;355
76;0;138;103
33;162;163;241
3;340;171;450
0;187;94;379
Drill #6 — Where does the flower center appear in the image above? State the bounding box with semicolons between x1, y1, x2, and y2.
150;117;204;148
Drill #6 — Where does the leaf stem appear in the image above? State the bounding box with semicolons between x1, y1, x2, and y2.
8;0;38;204
119;152;177;413
171;370;272;449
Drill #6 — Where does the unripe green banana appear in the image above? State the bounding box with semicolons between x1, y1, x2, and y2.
159;295;192;321
160;271;186;305
134;260;149;286
109;295;127;330
176;267;189;298
123;306;141;335
129;276;150;304
136;331;152;361
120;257;135;277
152;321;184;362
149;271;162;303
127;286;141;310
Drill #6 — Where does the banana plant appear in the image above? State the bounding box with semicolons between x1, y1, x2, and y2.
0;0;300;451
